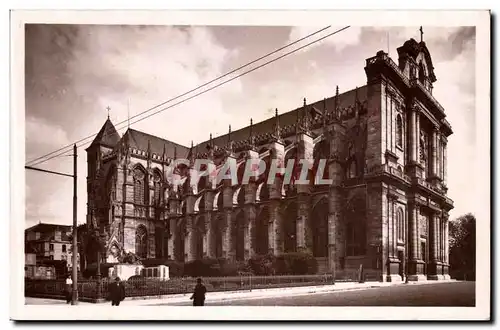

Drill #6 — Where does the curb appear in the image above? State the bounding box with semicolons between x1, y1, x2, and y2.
137;283;389;305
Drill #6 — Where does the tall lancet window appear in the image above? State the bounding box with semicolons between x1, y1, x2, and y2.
418;61;426;84
135;225;148;258
396;114;403;148
153;170;162;206
397;208;404;241
134;166;147;205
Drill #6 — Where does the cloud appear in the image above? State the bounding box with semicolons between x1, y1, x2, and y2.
25;116;71;162
287;26;362;52
24;25;476;227
25;25;244;228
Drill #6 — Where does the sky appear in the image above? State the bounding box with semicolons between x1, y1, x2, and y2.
24;25;476;228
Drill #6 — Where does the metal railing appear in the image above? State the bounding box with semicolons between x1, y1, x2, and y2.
25;269;380;301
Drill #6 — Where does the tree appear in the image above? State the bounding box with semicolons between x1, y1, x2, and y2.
449;213;476;280
68;224;106;271
67;223;88;272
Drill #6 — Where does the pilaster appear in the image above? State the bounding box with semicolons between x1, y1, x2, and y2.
327;128;343;272
408;200;426;281
204;190;216;259
296;133;313;253
268;140;285;256
427;210;439;280
386;191;402;282
269;199;283;256
222;180;235;261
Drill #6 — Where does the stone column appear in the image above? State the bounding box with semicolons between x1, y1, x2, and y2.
183;183;197;260
296;133;313;253
244;151;258;259
205;213;215;258
416;111;421;162
168;217;178;260
410;108;417;162
431;128;439;179
204;190;216;259
244;200;257;259
269;199;283;255
327;128;343;273
428;210;439;280
390;195;396;259
430;212;438;262
408;201;425;280
437;135;442;180
409;202;419;261
296;194;311;253
185;216;196;262
440;218;444;262
222;181;235;261
443;141;448;184
444;217;449;264
328;186;342;273
268;140;285;256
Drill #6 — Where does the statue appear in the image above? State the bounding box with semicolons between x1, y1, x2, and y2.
117;251;143;265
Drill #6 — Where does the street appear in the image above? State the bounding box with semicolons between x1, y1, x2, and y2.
162;281;475;306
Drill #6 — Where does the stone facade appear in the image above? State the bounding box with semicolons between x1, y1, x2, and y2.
86;37;453;281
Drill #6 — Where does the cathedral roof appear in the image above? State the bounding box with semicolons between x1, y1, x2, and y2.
195;88;366;150
122;128;190;159
88;118;121;149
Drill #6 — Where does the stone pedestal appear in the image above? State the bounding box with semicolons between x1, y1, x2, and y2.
386;257;403;282
408;260;427;281
143;265;170;281
108;264;144;281
407;162;424;178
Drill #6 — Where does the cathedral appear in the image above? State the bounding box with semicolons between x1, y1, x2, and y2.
86;36;453;281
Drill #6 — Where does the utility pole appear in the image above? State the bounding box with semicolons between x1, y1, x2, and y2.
72;144;78;304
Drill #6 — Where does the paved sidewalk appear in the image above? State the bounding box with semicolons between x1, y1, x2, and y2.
25;279;456;306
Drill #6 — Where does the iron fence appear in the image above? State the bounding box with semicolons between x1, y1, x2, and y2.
25;269;381;302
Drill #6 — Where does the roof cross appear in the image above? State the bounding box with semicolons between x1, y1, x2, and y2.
419;26;424;43
106;106;111;119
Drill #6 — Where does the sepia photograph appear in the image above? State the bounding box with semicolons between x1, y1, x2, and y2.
10;9;490;321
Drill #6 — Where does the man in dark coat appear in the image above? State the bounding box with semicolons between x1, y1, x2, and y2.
190;278;207;306
108;276;126;306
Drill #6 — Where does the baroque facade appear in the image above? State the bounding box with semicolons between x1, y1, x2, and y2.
87;37;453;281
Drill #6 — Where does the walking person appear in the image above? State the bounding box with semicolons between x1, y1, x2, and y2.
65;275;72;304
190;278;207;306
108;276;126;306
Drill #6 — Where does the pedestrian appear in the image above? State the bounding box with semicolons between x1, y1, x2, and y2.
190;277;207;306
108;276;126;306
65;275;72;304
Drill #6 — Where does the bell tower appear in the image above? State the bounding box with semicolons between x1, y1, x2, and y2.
86;117;121;230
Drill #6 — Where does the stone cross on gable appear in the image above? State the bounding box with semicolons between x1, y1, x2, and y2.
106;106;111;119
419;26;424;42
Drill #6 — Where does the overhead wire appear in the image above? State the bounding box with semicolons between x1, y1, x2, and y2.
27;25;351;168
26;25;334;167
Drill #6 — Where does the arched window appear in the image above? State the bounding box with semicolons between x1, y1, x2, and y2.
396;114;403;148
155;228;163;259
348;160;357;179
135;225;148;258
418;61;425;84
397;208;404;241
345;197;366;256
153;170;162;205
133;167;147;205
